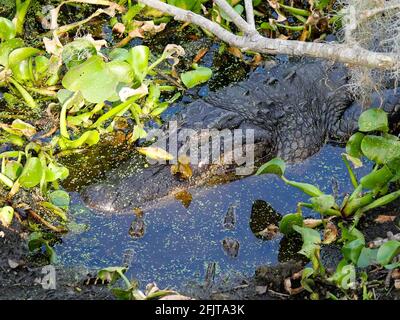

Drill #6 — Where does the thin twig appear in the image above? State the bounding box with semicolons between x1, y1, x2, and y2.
28;209;66;233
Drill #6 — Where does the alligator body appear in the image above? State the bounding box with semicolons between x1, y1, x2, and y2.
81;59;400;213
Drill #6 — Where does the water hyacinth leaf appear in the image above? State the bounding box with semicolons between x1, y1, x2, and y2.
8;47;41;69
0;38;24;67
361;135;400;165
137;147;174;161
127;45;150;84
357;247;378;268
376;240;400;267
358;108;389;133
58;130;100;150
256;157;286;176
342;238;365;264
109;48;129;61
310;194;335;214
346;132;364;158
4;161;23;181
0;17;16;41
279;213;303;235
107;60;134;84
27;232;57;264
283;179;324;197
360;165;394;190
11;119;36;137
48;190;70;209
45;163;69;182
0;206;14;227
34;56;50;77
62;39;97;69
181;67;212;89
62;56;119;103
167;0;202;12
18;157;43;188
293;225;321;246
98;267;127;284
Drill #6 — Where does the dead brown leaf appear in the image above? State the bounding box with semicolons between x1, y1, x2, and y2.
323;221;338;244
227;47;243;59
174;190;193;209
284;277;303;295
374;215;396;224
303;218;323;229
193;48;209;64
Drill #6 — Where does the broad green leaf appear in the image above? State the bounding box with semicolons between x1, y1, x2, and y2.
360;164;394;190
58;130;100;150
361;135;400;165
18;157;43;188
0;206;14;227
293;225;321;246
0;18;16;41
62;39;97;69
45;163;69;182
346;132;364;158
310;194;335;214
11;119;36;137
127;45;150;84
279;213;303;235
107;60;134;84
358;108;388;133
0;38;24;67
62;56;119;103
40;201;68;221
27;232;57;264
98;266;127;284
376;240;400;267
4;160;23;181
8;47;41;68
256;157;286;176
284;179;324;197
181;67;212;89
357;247;377;268
109;48;129;61
342;238;365;264
48;190;70;210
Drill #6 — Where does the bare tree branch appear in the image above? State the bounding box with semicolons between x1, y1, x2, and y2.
138;0;398;70
244;0;256;30
213;0;255;34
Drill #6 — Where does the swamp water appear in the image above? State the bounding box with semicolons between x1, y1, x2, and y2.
55;145;371;291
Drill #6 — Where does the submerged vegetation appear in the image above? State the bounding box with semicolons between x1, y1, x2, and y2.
0;0;399;301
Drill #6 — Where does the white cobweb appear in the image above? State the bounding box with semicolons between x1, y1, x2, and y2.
337;0;400;104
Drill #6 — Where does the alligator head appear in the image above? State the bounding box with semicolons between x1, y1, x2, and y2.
81;59;400;213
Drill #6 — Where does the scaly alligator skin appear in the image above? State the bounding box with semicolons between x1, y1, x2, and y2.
81;59;400;213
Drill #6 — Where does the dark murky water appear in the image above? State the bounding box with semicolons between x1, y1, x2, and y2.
55;145;371;290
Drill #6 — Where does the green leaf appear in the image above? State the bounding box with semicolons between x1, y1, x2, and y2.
256;157;286;176
4;160;23;181
0;206;14;227
361;135;400;165
45;163;69;182
279;213;303;235
346;132;365;158
8;47;41;69
62;56;120;103
358;108;389;133
58;130;100;150
181;67;212;89
27;232;57;264
109;48;129;61
360;165;394;190
342;238;365;264
48;190;70;210
357;247;377;268
376;240;400;267
310;194;335;214
127;45;150;84
0;17;16;41
293;225;321;246
62;39;97;69
18;157;43;188
107;60;134;84
98;266;127;285
0;38;24;67
284;179;324;197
